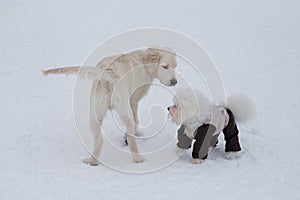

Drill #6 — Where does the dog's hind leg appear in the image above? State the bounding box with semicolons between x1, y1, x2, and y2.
83;115;104;166
223;109;241;152
83;81;108;166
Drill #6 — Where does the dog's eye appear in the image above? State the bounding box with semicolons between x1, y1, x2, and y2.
162;64;169;69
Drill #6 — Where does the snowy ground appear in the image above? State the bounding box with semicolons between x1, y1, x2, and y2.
1;1;300;199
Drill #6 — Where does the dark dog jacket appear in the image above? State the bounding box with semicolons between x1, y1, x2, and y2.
177;106;241;159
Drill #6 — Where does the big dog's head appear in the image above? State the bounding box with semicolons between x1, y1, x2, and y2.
143;47;177;86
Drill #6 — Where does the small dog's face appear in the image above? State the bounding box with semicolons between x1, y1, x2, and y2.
167;89;211;126
168;104;181;125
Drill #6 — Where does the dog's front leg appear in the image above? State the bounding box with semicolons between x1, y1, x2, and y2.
121;100;143;146
130;97;144;137
130;100;144;137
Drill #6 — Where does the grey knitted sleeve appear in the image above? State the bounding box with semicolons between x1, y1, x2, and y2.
176;125;193;149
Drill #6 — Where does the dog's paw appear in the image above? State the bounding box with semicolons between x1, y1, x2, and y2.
175;147;186;156
132;155;145;163
82;157;99;166
135;130;144;137
122;135;128;146
190;158;204;164
122;131;143;146
224;151;240;160
208;146;214;153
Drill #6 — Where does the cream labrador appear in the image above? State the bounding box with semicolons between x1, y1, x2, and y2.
43;47;177;165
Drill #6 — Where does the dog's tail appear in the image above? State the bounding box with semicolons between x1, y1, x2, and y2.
42;66;83;76
42;66;104;80
226;94;256;123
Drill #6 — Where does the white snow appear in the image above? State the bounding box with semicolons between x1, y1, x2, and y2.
1;0;300;199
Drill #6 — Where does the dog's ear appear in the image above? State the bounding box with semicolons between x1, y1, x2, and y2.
143;48;160;64
143;48;161;75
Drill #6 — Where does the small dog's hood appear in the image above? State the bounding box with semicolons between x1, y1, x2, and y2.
174;89;211;127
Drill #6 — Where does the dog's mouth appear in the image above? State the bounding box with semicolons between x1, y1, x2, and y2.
167;113;171;118
160;79;177;87
161;81;172;87
167;112;178;125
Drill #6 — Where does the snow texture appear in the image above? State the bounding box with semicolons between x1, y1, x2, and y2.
0;0;300;200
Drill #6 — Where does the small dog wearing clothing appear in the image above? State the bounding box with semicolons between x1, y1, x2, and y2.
168;89;254;164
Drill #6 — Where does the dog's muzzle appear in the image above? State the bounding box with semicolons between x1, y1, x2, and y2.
167;107;171;118
170;79;177;86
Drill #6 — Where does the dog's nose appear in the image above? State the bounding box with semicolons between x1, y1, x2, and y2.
167;107;170;111
170;79;177;86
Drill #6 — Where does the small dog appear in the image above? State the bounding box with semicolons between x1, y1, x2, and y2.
168;89;254;164
43;47;178;165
